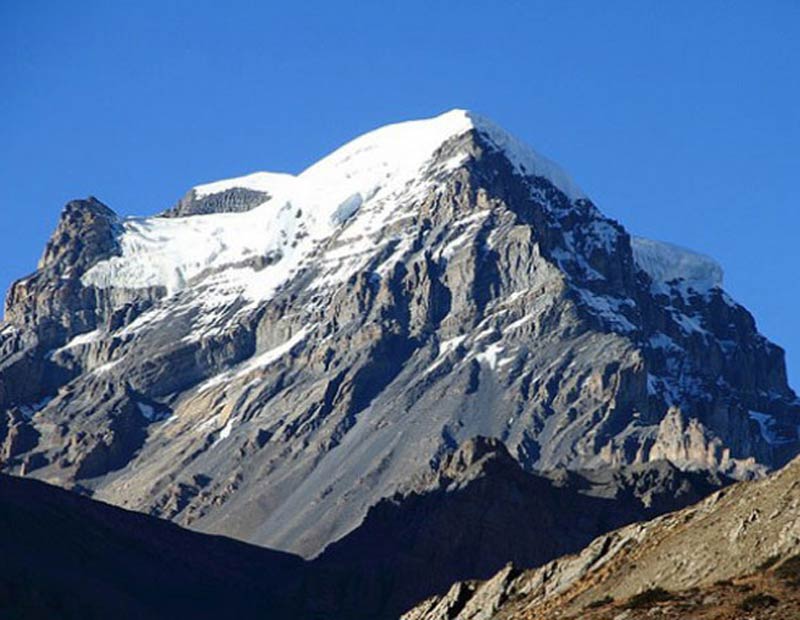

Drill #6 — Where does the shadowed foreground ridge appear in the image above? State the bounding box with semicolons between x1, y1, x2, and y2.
316;437;730;617
0;473;309;619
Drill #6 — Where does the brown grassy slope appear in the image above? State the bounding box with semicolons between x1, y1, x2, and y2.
403;457;800;620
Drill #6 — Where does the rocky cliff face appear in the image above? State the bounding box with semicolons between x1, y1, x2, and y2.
402;453;800;620
0;109;797;558
162;186;272;217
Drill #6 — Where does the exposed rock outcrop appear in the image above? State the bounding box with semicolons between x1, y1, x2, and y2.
162;186;271;217
4;197;119;344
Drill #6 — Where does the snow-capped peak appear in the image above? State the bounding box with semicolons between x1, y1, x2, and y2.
185;109;583;224
296;109;584;202
80;109;586;323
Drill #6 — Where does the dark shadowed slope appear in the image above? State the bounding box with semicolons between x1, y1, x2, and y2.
0;473;311;620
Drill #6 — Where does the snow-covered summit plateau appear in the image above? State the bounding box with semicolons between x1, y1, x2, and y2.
82;110;584;302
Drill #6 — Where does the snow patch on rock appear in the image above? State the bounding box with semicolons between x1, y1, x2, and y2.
476;342;505;370
199;324;316;392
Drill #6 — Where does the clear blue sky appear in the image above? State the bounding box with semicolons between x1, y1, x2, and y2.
2;1;798;384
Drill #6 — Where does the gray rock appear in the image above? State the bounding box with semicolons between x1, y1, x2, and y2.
162;186;271;217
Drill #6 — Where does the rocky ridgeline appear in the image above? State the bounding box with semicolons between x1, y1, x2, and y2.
402;453;800;620
0;110;797;558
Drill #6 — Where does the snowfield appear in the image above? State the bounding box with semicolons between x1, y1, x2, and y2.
81;110;585;308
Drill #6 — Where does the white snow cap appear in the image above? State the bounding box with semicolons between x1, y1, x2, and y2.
81;109;584;305
190;109;584;203
192;171;296;199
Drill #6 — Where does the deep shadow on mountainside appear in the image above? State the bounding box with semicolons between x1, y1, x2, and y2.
0;472;310;620
1;437;730;620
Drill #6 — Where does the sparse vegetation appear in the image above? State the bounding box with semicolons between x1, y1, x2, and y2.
585;595;613;609
738;592;779;611
625;587;674;608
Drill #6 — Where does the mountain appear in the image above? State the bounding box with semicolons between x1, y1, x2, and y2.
1;109;798;558
402;453;800;620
